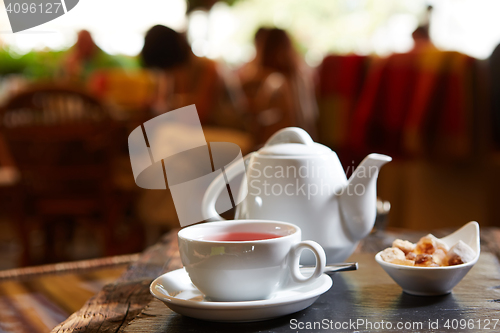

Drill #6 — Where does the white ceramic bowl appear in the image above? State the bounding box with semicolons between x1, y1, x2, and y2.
375;221;480;296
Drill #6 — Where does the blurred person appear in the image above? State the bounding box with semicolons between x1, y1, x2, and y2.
137;25;248;234
411;6;436;53
238;27;270;84
64;30;123;82
348;3;478;161
411;26;436;53
141;25;242;126
239;27;318;144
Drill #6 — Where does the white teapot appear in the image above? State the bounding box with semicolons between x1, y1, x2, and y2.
202;127;391;264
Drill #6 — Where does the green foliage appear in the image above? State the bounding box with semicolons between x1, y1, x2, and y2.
0;47;140;80
0;47;66;79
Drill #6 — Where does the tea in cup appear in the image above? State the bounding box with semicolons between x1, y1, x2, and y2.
177;220;326;302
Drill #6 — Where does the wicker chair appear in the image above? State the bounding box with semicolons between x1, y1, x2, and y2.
0;83;125;265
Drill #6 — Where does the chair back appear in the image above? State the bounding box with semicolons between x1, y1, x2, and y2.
0;84;114;210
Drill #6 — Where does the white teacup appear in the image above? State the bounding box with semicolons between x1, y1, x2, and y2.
178;220;326;302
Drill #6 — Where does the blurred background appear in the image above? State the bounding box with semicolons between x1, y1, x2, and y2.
1;0;500;269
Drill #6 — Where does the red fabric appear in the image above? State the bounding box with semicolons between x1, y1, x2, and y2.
346;50;475;160
318;55;366;98
316;55;368;161
404;52;474;160
348;54;421;156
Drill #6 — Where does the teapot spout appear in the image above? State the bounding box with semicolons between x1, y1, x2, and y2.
339;153;392;240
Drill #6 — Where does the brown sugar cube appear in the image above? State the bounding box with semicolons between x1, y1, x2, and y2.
414;253;439;267
392;259;415;266
415;253;432;264
381;247;406;263
415;236;436;254
433;237;450;253
392;239;416;254
446;240;476;266
448;256;463;266
432;249;447;266
406;252;417;261
415;234;450;255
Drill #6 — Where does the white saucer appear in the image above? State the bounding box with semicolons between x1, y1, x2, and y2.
150;268;333;322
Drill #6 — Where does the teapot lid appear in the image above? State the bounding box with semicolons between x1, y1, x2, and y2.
257;128;332;157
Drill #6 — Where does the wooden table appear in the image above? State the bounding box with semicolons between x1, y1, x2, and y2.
52;227;500;333
0;254;138;333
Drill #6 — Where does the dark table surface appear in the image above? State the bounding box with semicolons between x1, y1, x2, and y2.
51;227;500;333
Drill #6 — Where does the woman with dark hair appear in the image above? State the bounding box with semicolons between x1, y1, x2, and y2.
260;28;297;75
141;25;190;70
137;25;250;233
239;27;318;144
238;27;270;83
141;25;235;124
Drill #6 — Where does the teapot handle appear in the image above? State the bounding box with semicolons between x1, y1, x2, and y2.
201;153;253;221
264;127;314;147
